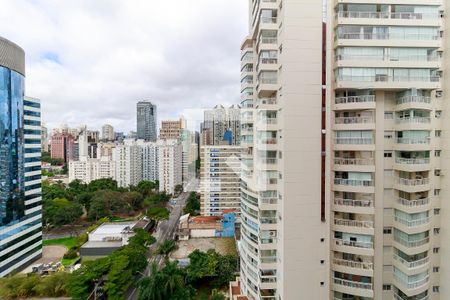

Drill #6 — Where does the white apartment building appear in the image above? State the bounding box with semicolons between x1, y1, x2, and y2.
112;139;142;188
238;1;449;300
138;140;159;182
200;145;241;216
68;156;115;184
238;0;328;299
102;124;115;141
158;139;182;194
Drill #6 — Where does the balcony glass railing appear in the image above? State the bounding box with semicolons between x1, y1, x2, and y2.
258;78;278;84
336;75;440;83
334;197;373;207
335;95;375;104
337;32;439;41
393;254;429;269
258;97;277;105
259;138;277;145
259;158;277;164
334;218;374;228
335;116;374;124
334;157;374;166
260;217;277;224
396;197;430;207
260;256;277;264
394;235;429;248
396;137;430;145
396;177;429;186
394;293;429;300
334;178;374;187
333;277;373;290
396;96;431;105
259;58;278;64
259;37;277;44
394;216;430;227
260;17;277;24
333;258;373;270
334;238;373;249
395;157;430;165
395;117;431;124
337;11;439;20
394;274;429;290
334;138;373;145
337;54;439;62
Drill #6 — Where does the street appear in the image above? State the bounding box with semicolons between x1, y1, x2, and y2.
126;190;190;300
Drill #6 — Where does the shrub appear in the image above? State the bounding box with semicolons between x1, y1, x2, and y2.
63;248;78;259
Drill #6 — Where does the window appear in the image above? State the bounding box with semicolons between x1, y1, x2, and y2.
435;150;441;157
384;111;394;119
433;286;440;293
434;208;440;215
433;247;440;254
384;131;393;139
434;189;440;196
383;227;392;234
383;284;391;291
435;169;441;176
435;130;441;137
384;151;393;158
434;228;440;235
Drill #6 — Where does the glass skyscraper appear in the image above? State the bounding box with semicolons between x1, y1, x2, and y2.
136;101;157;141
0;36;42;277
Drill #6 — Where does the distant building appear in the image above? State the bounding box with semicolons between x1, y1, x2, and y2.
160;118;185;140
137;101;157;142
41;123;49;152
112;139;142;188
177;212;236;240
101;124;115;141
69;156;115;184
158;139;182;193
200;145;241;216
203;105;241;146
51;133;74;163
80;220;150;258
138;140;159;182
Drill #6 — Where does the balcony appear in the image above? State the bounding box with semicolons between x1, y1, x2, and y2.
395;117;430;125
396;197;430;207
334;218;373;229
394;293;429;300
393;236;429;249
395;158;430;165
395;177;429;186
334;238;373;250
333;258;373;270
395;138;430;151
337;54;439;63
334;178;373;187
394;274;429;290
336;32;439;41
334;198;373;208
334;95;376;110
337;11;439;21
334;157;375;172
396;96;431;105
260;17;277;24
394;216;430;228
335;75;440;90
334;138;373;145
333;277;372;290
334;116;374;130
393;254;430;269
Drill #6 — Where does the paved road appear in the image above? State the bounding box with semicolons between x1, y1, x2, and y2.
126;191;189;300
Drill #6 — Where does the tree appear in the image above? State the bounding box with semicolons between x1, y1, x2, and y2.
156;240;177;257
174;184;183;195
33;272;70;297
121;191;144;210
53;202;83;226
184;192;200;216
105;255;133;300
211;289;226;300
146;207;169;222
87;178;118;192
136;180;157;197
129;228;156;247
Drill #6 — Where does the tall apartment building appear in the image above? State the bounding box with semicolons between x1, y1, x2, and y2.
0;36;43;277
138;140;159;182
238;1;450;300
101;124;115;141
41;123;49;152
112;139;142;188
159;118;185;140
200;145;241;216
137;101;157;142
238;1;328;299
203;104;241;145
158;139;182;194
50;133;74;163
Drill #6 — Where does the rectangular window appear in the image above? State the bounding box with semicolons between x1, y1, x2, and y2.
384;111;394;119
434;189;440;196
383;284;391;291
435;169;441;176
433;247;440;254
434;208;440;215
435;130;441;137
435;150;441;157
384;151;392;158
433;286;440;293
383;227;392;234
434;228;440;235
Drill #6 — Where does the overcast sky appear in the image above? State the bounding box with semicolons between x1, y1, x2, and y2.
0;0;248;133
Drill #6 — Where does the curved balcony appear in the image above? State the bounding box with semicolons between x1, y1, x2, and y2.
394;293;429;300
396;96;432;111
334;178;375;194
333;238;374;256
394;177;430;193
394;216;431;234
394;157;430;172
395;138;431;151
334;218;374;235
335;74;440;90
333;277;373;298
393;274;429;296
395;197;431;214
393;254;430;272
395;117;431;131
333;197;374;214
393;236;429;256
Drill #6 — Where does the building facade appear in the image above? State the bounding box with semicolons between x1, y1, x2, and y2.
158;139;182;194
101;124;115;141
159;118;185;140
138;140;159;182
238;1;328;299
203;105;241;146
137;101;157;142
0;36;42;277
112;140;142;188
68;156;115;184
50;133;74;163
200;145;241;216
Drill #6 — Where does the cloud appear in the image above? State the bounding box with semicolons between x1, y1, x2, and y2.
0;0;247;133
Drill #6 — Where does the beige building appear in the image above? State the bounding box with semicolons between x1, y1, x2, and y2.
200;145;241;216
101;124;115;141
158;139;183;194
159;118;186;140
238;1;447;300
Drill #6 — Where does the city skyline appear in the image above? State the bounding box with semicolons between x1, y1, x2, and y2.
0;0;247;132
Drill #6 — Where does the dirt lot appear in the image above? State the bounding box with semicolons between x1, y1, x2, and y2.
21;245;66;273
171;237;237;259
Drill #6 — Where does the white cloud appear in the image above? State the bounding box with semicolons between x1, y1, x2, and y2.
0;0;247;133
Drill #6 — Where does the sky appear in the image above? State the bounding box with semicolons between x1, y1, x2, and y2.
0;0;248;133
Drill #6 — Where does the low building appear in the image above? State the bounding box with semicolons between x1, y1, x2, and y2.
177;212;236;240
80;220;150;258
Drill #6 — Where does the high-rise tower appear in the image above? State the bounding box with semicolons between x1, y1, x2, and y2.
137;101;157;142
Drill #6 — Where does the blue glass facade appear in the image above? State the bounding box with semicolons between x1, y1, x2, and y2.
0;66;25;226
0;37;42;276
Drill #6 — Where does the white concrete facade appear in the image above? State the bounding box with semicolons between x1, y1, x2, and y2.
158;139;182;194
200;145;241;216
68;156;115;184
112;139;142;188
